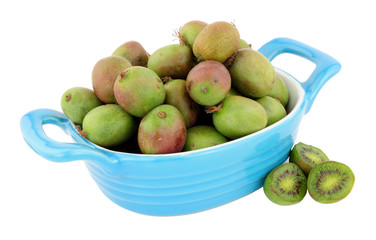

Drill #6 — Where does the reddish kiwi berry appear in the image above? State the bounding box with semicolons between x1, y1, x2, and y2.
92;56;132;103
186;60;231;106
138;104;187;154
112;40;149;67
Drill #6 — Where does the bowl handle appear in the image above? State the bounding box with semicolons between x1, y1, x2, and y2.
258;37;341;114
20;108;118;174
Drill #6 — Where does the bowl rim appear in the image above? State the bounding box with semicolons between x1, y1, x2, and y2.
71;68;305;159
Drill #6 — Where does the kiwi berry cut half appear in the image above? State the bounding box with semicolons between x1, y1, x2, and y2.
290;142;329;176
307;161;355;204
263;163;307;205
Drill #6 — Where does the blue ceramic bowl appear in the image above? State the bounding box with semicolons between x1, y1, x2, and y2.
20;38;341;216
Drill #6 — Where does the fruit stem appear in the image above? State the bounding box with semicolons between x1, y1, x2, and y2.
162;76;173;84
224;51;238;68
76;125;87;138
205;101;224;113
173;27;188;47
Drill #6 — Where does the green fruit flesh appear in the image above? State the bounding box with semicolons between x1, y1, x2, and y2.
61;87;103;124
186;60;231;106
289;142;330;176
112;41;149;67
114;66;166;117
183;125;227;151
147;44;193;79
256;96;286;126
263;163;307;205
92;55;132;103
193;21;240;62
138;104;187;154
307;161;355;204
164;79;199;127
82;104;136;147
179;20;208;48
267;74;289;107
229;48;275;98
213;96;268;139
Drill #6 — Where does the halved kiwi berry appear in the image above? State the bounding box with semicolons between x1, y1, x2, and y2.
307;161;355;204
289;142;329;176
263;163;307;205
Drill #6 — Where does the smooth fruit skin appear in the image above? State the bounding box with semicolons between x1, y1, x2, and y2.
183;125;227;151
60;87;103;124
267;74;290;107
186;60;231;106
238;39;251;49
213;96;268;139
179;20;208;48
289;142;329;176
226;87;241;97
307;161;355;204
263;163;307;205
229;48;275;98
82;104;137;147
114;66;165;118
112;41;149;67
92;55;132;103
138;104;187;154
193;21;240;63
147;44;193;79
256;96;287;126
164;79;199;127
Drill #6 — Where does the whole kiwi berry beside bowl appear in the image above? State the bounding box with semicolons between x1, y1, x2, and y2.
20;38;341;216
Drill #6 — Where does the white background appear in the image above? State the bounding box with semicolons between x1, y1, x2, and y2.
1;0;374;239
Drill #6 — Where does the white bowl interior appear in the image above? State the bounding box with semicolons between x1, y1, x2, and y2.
276;68;304;115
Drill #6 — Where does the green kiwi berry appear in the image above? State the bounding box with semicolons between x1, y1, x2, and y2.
307;161;355;204
290;142;329;176
263;163;307;205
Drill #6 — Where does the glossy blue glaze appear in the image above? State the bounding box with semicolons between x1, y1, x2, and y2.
258;38;341;113
20;38;341;216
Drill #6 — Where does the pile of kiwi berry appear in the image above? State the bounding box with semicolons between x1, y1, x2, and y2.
263;142;355;205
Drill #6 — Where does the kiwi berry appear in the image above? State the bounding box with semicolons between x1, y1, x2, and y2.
289;142;329;176
263;163;307;205
307;161;355;204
